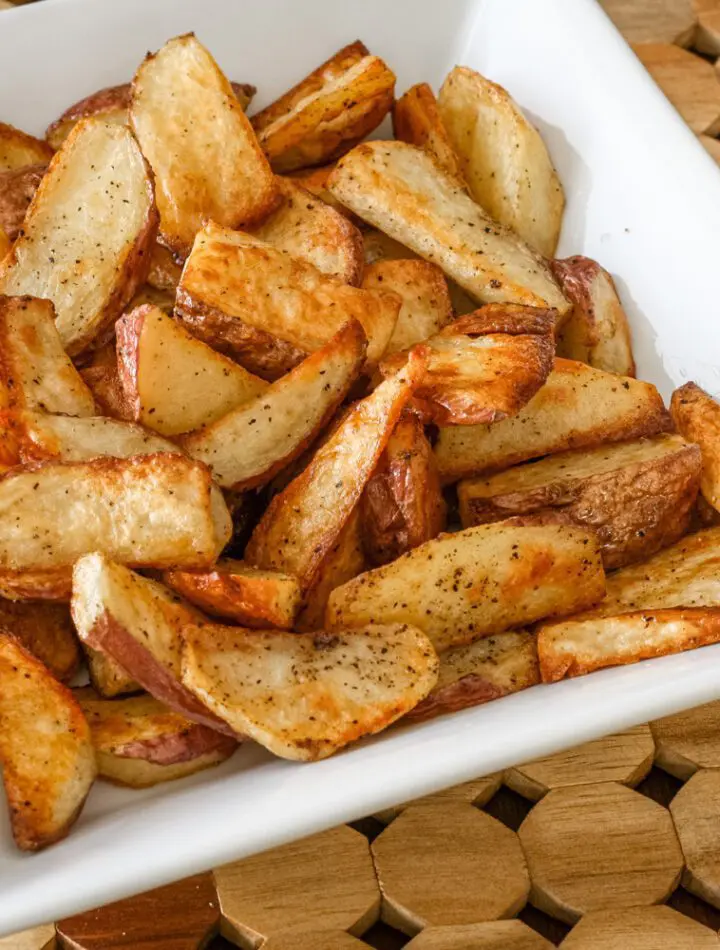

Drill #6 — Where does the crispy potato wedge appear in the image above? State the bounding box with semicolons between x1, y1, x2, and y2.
435;358;671;482
326;523;605;653
0;568;72;602
84;646;138;699
78;342;130;421
181;320;367;490
76;688;237;787
130;34;277;257
381;305;556;426
0;119;157;356
251;177;363;283
362;259;453;354
181;622;438;760
176;224;400;378
407;630;540;722
147;242;182;293
252;41;396;172
0;600;79;682
0;295;95;416
0;163;45;240
552;256;636;376
0;121;53;172
285;163;356;219
163;559;301;629
0;454;231;572
327;141;569;315
0;228;9;261
671;382;720;511
458;434;701;570
116;304;267;436
362;412;446;566
438;67;565;257
245;350;426;591
0;633;96;851
393;82;465;183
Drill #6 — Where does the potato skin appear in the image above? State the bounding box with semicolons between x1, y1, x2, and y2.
0;164;45;240
671;382;720;512
0;600;79;681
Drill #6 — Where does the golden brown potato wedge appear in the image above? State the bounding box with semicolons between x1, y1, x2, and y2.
393;82;465;183
176;224;400;378
407;630;540;722
381;305;556;426
0;568;73;602
0;228;9;261
0;454;231;572
0;163;45;240
435;358;671;482
245;350;426;591
78;342;130;421
130;34;277;257
326;523;605;653
163;559;301;629
327;141;569;315
438;67;565;257
0;121;53;172
0;119;157;356
459;434;701;570
251;40;396;172
285;163;356;219
76;688;237;788
83;647;138;699
0;633;96;851
116;304;268;437
181;320;367;490
147;242;182;293
181;622;438;760
362;412;446;566
671;382;720;511
0;295;95;416
552;256;636;376
0;600;79;682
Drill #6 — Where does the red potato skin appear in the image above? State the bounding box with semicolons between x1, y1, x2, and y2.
406;674;509;722
114;725;238;766
0;164;46;240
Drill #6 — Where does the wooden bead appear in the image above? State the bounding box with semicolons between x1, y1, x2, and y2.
652;700;720;778
405;920;553;948
560;905;719;948
598;0;697;44
372;803;529;935
506;726;654;801
262;932;368;950
215;825;380;948
633;43;720;134
0;925;55;950
373;775;502;823
518;783;683;924
694;0;720;54
671;769;720;908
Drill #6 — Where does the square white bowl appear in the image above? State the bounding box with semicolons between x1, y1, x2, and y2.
2;0;720;934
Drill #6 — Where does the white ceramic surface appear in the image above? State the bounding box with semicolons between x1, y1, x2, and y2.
2;0;720;934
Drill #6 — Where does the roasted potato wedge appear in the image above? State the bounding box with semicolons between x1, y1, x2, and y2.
116;304;268;436
407;630;540;722
0;163;45;240
245;350;426;591
285;163;356;219
0;633;96;851
76;688;237;788
459;434;701;570
147;242;182;293
0;454;231;572
0;118;157;356
84;647;138;699
130;34;277;257
327;141;569;315
0;121;53;172
78;342;130;421
381;305;556;426
671;382;720;511
0;295;95;416
0;600;79;682
362;412;446;566
0;568;73;602
435;358;671;482
552;256;636;376
181;320;367;490
0;228;9;261
176;224;400;378
393;82;465;183
181;622;438;760
326;523;605;653
251;41;396;172
438;67;565;257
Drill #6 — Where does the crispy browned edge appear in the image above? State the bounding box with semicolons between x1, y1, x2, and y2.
0;164;47;240
0;601;80;682
392;82;465;182
79;342;130;420
162;568;297;629
0;568;73;601
0;121;54;165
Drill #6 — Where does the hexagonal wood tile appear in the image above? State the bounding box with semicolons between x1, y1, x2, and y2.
599;0;697;44
373;775;502;823
261;932;368;950
633;42;720;133
0;925;55;950
652;701;720;779
671;768;720;908
404;920;553;949
560;905;720;948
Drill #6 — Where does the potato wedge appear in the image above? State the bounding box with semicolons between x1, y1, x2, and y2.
393;82;465;183
176;224;400;378
0;119;157;356
245;349;426;591
552;256;636;376
0;600;79;682
163;559;301;629
251;177;363;284
116;304;267;436
285;163;355;218
0;121;53;172
181;320;367;490
362;259;453;354
438;67;565;257
0;568;72;602
0;295;95;416
181;622;438;760
362;412;446;566
458;434;701;570
327;141;569;315
76;688;237;788
0;163;45;240
130;34;277;257
407;630;540;722
326;523;605;653
147;242;182;293
671;382;720;511
84;647;138;699
435;358;671;482
78;342;130;421
126;283;175;314
0;633;96;851
381;305;556;426
0;454;231;572
251;41;396;172
0;228;9;261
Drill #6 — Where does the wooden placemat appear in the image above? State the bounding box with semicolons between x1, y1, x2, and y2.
4;0;720;947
